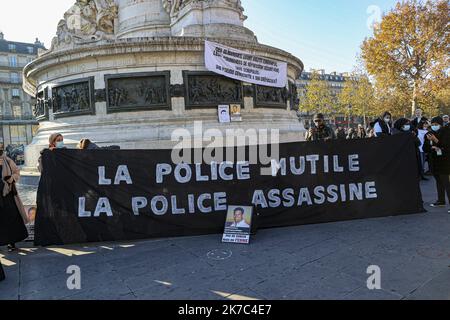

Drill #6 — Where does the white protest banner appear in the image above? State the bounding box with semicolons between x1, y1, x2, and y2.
205;40;288;88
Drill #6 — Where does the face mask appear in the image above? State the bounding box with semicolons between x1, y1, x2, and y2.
402;125;411;132
56;141;65;149
431;125;441;132
384;118;391;123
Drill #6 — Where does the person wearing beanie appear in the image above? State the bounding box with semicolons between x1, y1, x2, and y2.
423;116;450;212
305;113;336;141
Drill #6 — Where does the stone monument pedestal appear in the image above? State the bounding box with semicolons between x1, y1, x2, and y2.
22;0;304;170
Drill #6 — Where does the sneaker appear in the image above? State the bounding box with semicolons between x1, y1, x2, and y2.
430;202;446;208
7;245;16;253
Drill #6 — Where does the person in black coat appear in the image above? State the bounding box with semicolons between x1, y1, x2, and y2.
393;118;423;179
372;111;393;137
423;116;450;211
0;261;4;281
411;108;427;130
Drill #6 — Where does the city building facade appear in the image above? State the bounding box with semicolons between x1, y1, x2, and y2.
0;32;44;164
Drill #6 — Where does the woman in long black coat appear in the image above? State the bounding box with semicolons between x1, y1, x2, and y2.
0;145;29;281
423;117;450;210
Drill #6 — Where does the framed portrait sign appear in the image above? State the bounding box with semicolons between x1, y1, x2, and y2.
230;104;242;122
222;205;254;244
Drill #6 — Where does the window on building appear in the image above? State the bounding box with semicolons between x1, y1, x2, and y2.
10;125;27;145
9;56;17;67
8;43;16;51
11;88;20;98
27;47;34;54
10;72;20;83
12;106;22;118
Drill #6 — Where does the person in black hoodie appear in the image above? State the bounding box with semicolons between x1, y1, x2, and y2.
423;116;450;212
372;111;393;137
393;118;423;179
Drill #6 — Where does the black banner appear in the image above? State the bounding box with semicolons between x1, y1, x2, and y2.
35;134;424;246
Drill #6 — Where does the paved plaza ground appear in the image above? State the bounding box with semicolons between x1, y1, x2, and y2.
0;179;449;300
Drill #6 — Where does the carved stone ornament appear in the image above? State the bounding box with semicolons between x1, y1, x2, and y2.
51;0;118;50
163;0;245;20
184;72;243;108
105;72;171;113
254;85;288;108
51;78;95;118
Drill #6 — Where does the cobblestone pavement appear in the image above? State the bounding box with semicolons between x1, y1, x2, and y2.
0;180;449;300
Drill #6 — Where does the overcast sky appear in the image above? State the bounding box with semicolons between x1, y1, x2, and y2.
0;0;399;72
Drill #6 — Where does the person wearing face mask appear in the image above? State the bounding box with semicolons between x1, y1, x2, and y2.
417;120;431;180
305;114;336;141
0;144;29;258
423;117;450;211
393;118;423;178
392;118;413;135
37;133;65;173
372;111;393;137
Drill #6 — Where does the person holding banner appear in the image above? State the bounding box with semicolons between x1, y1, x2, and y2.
373;111;393;137
305;114;336;142
423;117;450;211
38;133;65;173
0;144;29;253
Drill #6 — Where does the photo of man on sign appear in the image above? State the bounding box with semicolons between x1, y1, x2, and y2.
226;206;252;231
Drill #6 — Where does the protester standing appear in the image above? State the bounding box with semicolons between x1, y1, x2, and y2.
346;128;358;139
443;115;449;128
38;133;65;173
77;139;100;150
423;117;450;211
356;125;367;139
0;144;29;255
411;108;425;129
373;112;393;137
335;127;346;140
305;114;336;141
417;120;430;180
